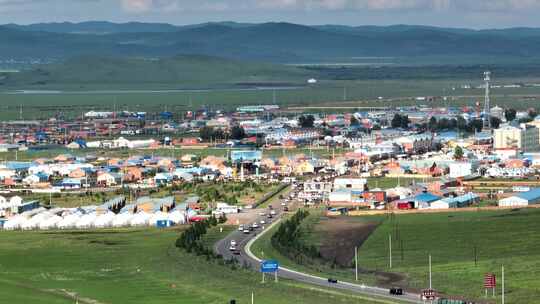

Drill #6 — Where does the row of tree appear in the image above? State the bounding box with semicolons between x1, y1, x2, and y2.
175;215;226;256
199;125;246;141
271;210;320;265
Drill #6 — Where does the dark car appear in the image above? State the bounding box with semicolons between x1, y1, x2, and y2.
232;250;241;256
327;278;338;284
389;288;403;295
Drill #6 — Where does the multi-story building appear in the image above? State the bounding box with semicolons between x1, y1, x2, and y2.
494;125;540;152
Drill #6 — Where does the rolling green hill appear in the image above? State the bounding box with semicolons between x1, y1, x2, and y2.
0;55;313;88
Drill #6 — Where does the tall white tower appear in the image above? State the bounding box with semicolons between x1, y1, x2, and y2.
483;71;491;129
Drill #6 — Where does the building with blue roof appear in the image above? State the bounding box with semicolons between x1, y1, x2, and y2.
499;187;540;207
431;193;480;209
413;192;441;209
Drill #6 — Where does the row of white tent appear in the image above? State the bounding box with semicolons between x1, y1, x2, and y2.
2;209;188;231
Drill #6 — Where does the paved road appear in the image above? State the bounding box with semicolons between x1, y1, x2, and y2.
214;200;424;304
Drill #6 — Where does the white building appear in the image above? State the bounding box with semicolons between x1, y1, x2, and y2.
333;177;367;191
493;125;540;152
499;188;540;207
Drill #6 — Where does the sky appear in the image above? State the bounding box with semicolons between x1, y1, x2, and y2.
1;0;540;28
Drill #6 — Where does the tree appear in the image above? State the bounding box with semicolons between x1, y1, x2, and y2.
490;117;501;129
428;116;438;131
230;126;246;140
199;126;214;141
454;145;464;160
400;115;410;129
457;116;468;131
213;128;226;140
391;114;402;128
504;109;517;122
469;119;483;133
298;115;315;128
528;108;538;120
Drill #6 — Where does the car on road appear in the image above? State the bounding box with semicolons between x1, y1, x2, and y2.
260;220;266;225
229;245;236;251
232;250;241;255
238;225;244;231
389;288;403;295
270;210;276;216
281;202;286;206
230;240;237;247
252;223;259;229
327;278;338;284
283;206;289;212
267;214;273;219
259;212;266;216
243;229;250;234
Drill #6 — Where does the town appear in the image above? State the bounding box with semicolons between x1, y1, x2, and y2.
3;5;540;303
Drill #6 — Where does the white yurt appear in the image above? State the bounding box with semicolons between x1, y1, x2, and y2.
129;212;151;227
112;213;133;228
168;210;187;225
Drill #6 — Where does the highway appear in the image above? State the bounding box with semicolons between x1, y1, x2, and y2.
214;200;425;304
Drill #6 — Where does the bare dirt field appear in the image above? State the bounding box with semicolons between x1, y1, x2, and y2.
314;216;408;287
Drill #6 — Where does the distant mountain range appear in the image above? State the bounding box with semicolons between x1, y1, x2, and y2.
2;21;540;63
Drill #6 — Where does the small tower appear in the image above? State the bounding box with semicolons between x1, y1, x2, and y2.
483;71;491;129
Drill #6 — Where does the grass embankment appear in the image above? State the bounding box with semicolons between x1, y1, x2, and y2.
0;226;389;304
358;208;540;303
253;207;540;303
250;209;380;285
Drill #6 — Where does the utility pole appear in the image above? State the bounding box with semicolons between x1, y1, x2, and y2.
355;246;358;281
389;234;392;269
429;254;432;290
502;265;505;304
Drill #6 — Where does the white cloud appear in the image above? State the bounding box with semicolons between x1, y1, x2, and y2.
121;0;153;13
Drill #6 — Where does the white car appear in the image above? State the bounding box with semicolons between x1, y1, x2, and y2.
259;211;266;216
243;229;250;234
270;210;276;216
229;245;236;251
238;225;244;231
230;240;237;247
252;223;259;229
260;220;266;225
281;202;286;206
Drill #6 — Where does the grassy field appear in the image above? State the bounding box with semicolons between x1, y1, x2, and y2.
253;208;540;303
2;78;540;120
0;227;396;304
357;208;540;303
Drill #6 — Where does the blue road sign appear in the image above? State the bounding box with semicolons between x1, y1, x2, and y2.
260;260;279;273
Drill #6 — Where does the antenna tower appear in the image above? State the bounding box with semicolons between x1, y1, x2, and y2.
483;71;491;129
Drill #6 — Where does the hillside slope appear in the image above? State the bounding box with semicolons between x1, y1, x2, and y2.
0;55;312;87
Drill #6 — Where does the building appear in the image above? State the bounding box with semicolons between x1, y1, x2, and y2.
499;188;540;207
494;125;540;152
333;177;367;191
396;134;432;154
301;181;332;200
430;193;479;209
